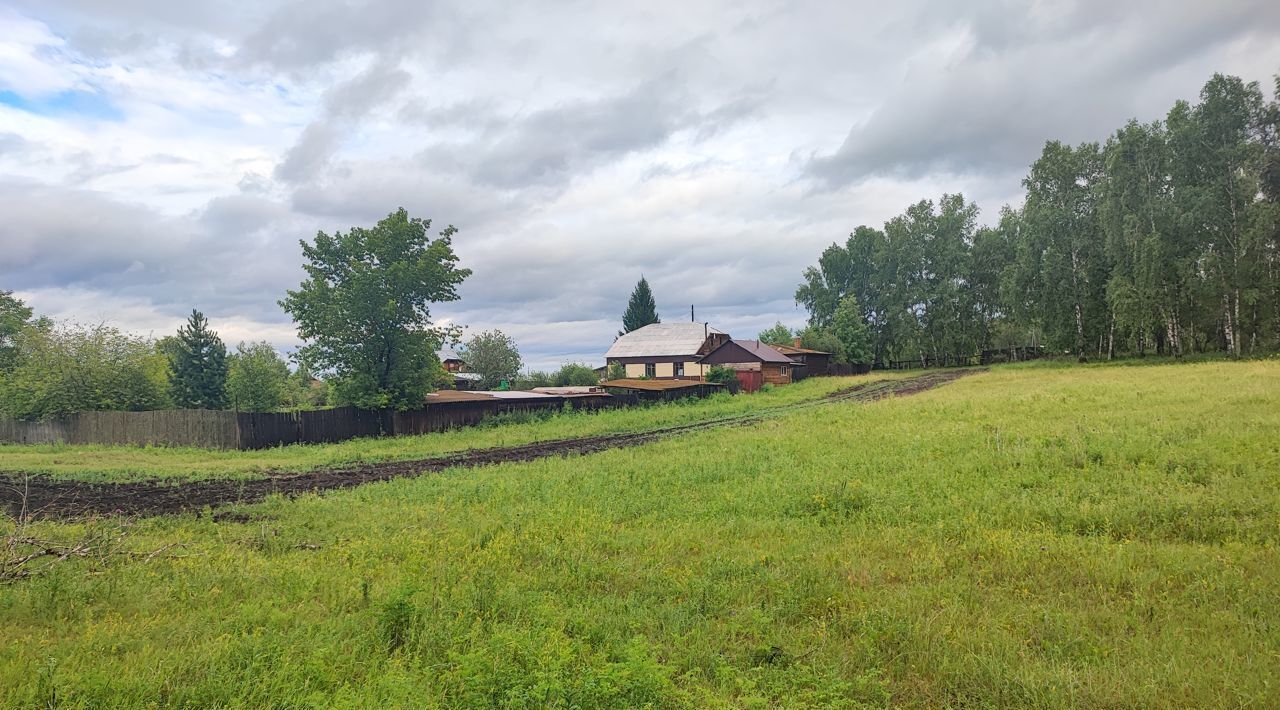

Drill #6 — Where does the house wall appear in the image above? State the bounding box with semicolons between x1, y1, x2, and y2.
620;361;705;379
763;363;793;385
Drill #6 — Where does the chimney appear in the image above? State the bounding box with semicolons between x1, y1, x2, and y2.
793;336;803;348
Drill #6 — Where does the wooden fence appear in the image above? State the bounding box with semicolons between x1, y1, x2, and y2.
878;346;1046;371
0;389;706;451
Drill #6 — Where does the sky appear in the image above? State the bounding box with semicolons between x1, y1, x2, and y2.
2;1;1279;371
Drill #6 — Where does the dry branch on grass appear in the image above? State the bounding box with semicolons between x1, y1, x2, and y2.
2;474;198;583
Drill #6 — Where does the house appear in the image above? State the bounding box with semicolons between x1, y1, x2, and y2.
769;338;833;380
700;339;797;391
437;347;482;390
604;322;729;379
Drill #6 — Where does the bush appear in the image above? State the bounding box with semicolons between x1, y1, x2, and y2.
0;323;168;419
553;362;600;386
706;365;737;385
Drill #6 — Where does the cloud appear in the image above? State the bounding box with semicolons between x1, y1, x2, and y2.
807;0;1280;186
4;1;1280;370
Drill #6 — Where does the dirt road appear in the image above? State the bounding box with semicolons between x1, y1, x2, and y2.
0;369;980;520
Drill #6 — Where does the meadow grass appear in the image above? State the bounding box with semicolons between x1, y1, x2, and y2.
1;359;1278;707
0;375;877;482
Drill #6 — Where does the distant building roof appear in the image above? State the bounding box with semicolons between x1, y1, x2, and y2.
604;322;725;359
702;339;796;365
438;347;464;362
453;372;482;381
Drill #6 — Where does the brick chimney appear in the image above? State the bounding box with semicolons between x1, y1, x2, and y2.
793;336;803;348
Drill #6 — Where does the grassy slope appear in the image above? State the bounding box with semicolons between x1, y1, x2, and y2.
1;360;1278;707
0;375;875;482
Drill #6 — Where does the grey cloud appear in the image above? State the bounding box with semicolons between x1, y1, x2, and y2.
274;60;412;184
808;0;1280;186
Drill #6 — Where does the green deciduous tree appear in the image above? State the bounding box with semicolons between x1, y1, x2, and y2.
461;330;522;390
279;208;470;409
757;322;795;346
620;277;660;335
226;341;290;412
831;295;872;364
169;309;228;409
796;326;846;363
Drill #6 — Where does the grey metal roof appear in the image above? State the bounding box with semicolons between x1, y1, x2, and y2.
438;347;463;362
604;322;725;358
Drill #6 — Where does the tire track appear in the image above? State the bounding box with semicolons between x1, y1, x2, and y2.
0;369;982;520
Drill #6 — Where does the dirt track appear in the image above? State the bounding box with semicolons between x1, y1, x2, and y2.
0;369;980;520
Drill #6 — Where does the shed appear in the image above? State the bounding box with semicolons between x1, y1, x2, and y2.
770;339;833;380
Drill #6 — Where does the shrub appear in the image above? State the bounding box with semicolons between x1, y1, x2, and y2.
705;365;737;385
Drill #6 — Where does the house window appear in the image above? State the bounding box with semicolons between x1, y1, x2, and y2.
644;362;656;378
675;362;685;377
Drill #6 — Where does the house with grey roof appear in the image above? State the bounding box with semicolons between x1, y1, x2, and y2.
604;322;729;379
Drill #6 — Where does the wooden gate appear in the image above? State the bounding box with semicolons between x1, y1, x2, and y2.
735;370;763;393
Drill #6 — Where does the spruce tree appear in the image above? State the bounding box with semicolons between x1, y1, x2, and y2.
620;277;660;336
169;309;228;409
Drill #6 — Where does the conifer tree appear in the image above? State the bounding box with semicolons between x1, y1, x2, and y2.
169;309;228;409
620;277;660;336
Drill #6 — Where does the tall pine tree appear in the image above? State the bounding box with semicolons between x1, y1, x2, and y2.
620;277;660;336
169;309;228;409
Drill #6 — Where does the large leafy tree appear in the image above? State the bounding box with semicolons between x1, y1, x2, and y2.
757;321;795;346
226;341;290;412
169;309;228;409
461;330;522;389
620;277;660;335
280;208;470;409
793;71;1280;363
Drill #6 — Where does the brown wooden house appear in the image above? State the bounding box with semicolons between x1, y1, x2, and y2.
700;339;797;389
769;338;833;380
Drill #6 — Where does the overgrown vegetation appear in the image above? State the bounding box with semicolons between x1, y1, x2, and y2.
0;360;1276;705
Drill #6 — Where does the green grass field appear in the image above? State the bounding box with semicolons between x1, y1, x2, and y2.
2;359;1278;707
0;374;875;483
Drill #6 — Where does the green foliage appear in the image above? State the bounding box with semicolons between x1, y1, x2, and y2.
552;362;599;386
605;362;626;380
168;310;228;410
756;321;795;346
0;322;168;419
831;295;872;364
797;70;1280;362
796;326;846;363
513;370;553;390
705;364;737;384
620;276;660;336
461;330;522;390
279;208;470;409
225;342;290;412
0;290;44;371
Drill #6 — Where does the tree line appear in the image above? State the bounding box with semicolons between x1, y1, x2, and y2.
796;72;1280;364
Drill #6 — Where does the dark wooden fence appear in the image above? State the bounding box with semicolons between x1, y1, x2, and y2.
0;410;238;448
0;389;714;451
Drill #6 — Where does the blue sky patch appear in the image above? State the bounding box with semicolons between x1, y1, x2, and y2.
0;88;124;122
